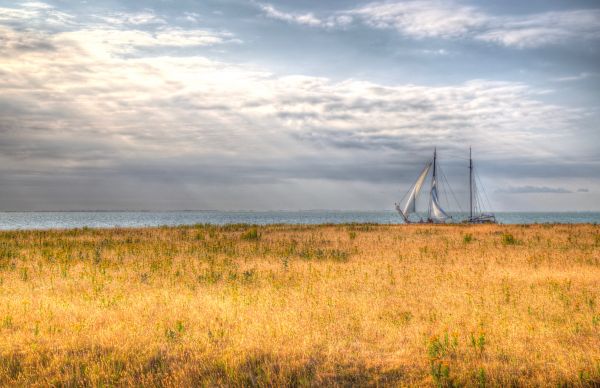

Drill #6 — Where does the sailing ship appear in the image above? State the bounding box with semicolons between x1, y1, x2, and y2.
395;148;496;224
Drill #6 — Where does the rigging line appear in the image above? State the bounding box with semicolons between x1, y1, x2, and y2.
438;167;452;212
438;163;464;213
434;159;450;212
474;167;494;212
475;184;484;214
442;184;452;216
475;174;488;214
473;178;483;214
477;192;485;214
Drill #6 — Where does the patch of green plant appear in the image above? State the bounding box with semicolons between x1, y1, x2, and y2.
427;333;458;387
1;315;13;330
299;248;350;262
241;228;260;241
383;310;412;326
469;332;486;353
501;233;519;245
427;332;458;360
431;361;452;387
197;267;223;284
165;320;185;342
242;269;256;283
476;367;486;388
0;242;16;270
346;223;375;232
19;267;28;282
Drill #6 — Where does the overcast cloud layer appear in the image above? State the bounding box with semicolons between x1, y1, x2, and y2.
0;0;599;211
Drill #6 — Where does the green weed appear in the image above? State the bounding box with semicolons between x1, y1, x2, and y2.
469;332;486;353
241;228;260;241
501;233;519;245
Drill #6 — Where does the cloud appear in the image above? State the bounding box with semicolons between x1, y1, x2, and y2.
352;2;600;47
256;3;353;28
62;27;238;57
477;10;600;48
0;1;74;29
349;0;486;39
0;18;586;177
496;186;572;194
1;2;599;210
0;3;237;57
256;1;600;48
552;72;597;82
258;3;322;27
93;11;167;26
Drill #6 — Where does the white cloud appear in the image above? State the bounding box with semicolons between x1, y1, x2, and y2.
94;11;167;26
351;2;600;47
256;1;600;48
0;2;74;28
258;3;323;27
552;72;597;82
60;27;238;57
349;0;486;39
476;10;600;48
21;2;53;9
0;5;238;57
182;12;201;23
257;3;352;28
0;22;584;174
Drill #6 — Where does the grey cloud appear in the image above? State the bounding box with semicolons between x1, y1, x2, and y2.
1;2;599;211
496;186;572;194
0;20;590;176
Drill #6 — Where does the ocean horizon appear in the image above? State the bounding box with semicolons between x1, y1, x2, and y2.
1;210;599;230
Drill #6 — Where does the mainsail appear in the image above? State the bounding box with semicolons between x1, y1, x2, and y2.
430;178;450;221
402;161;432;216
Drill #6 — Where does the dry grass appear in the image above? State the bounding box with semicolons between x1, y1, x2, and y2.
0;223;599;386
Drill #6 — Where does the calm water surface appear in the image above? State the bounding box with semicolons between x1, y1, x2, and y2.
0;211;598;230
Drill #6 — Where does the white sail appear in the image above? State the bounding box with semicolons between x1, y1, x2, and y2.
403;161;432;216
430;177;450;221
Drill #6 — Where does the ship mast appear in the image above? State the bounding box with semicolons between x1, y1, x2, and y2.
469;147;473;220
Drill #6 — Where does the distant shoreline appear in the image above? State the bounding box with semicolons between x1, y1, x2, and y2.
1;210;599;213
1;222;599;233
1;211;598;230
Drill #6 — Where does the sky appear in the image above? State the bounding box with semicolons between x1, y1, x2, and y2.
0;0;599;211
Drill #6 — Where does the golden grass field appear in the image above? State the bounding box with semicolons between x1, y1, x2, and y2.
0;223;599;386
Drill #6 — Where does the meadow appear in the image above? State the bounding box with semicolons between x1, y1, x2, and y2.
0;223;598;386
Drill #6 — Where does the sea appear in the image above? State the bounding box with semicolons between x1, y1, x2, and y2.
0;211;599;230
